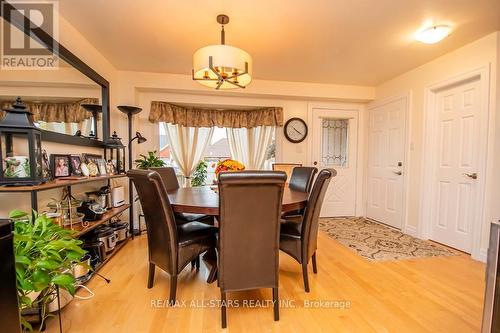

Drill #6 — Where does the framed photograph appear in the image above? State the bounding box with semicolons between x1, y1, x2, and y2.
70;155;83;176
106;160;116;175
96;158;107;176
50;154;71;178
41;149;52;179
82;153;102;165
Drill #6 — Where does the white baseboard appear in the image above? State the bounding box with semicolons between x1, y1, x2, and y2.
404;224;418;237
473;248;488;263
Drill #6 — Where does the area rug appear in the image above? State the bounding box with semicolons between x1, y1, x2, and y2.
319;217;458;261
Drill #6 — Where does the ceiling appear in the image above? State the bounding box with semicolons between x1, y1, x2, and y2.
58;0;500;86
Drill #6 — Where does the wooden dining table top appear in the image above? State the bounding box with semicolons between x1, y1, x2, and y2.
167;185;308;216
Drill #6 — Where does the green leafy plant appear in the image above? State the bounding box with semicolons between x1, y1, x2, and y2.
23;159;31;177
10;209;86;331
191;160;208;187
134;151;165;169
4;158;21;178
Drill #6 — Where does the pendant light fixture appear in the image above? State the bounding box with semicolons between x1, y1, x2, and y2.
192;14;252;89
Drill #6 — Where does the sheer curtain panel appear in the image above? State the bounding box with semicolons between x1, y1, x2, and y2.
163;123;214;183
227;126;274;170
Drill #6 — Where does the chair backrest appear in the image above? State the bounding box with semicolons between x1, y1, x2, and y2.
289;167;318;193
218;171;287;292
127;169;178;274
150;167;180;191
272;163;302;183
301;169;336;261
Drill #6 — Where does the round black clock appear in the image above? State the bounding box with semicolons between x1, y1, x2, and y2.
284;118;308;143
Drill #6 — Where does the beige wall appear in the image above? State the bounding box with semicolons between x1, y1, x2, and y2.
116;70;375;167
116;73;374;224
0;15;121;217
1;8;499;262
374;32;499;261
0;13;375;220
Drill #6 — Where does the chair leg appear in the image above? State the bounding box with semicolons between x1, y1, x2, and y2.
272;288;279;321
169;275;177;305
312;252;318;274
147;263;155;289
302;262;310;292
221;290;227;328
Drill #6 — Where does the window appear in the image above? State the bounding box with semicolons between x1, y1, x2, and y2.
159;123;276;184
204;127;231;184
321;118;348;167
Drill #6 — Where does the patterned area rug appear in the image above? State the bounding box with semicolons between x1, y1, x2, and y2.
319;217;458;261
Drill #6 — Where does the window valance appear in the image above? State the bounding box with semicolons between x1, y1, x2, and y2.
1;98;99;123
149;101;283;128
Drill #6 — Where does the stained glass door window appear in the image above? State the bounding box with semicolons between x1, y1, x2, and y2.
321;118;349;167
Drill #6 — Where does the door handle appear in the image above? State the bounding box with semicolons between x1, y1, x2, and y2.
393;171;402;176
463;172;478;180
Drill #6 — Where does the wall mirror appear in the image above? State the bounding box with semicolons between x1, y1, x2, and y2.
0;3;110;147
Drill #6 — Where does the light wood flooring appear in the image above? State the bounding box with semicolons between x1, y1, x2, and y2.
47;232;485;333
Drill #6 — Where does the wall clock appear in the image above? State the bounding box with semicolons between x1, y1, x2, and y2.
284;117;308;143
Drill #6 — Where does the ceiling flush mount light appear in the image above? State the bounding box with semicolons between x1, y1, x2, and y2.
415;24;452;44
192;14;252;90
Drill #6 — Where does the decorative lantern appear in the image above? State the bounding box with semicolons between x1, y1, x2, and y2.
104;131;126;174
0;97;46;186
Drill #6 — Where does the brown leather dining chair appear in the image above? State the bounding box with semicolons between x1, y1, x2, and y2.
151;167;214;225
279;168;336;292
217;171;287;328
289;166;318;193
127;169;217;304
283;166;318;217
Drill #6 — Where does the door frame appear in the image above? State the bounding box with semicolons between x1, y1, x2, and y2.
420;66;491;260
307;102;365;216
366;93;411;232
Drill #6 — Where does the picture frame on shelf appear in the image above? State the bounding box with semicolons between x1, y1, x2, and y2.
106;160;116;175
50;154;71;178
41;149;52;180
81;163;90;177
82;153;102;165
69;155;83;176
96;158;107;176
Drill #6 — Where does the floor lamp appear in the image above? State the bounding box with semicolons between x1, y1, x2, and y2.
118;105;146;236
81;104;103;139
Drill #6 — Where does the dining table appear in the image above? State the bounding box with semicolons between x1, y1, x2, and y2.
167;185;309;216
167;185;309;283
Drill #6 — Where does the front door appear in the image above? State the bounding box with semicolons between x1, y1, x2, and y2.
311;108;358;217
366;97;407;229
430;78;484;253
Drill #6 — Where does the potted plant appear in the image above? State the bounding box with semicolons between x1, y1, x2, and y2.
134;151;165;169
191;160;208;187
10;209;86;331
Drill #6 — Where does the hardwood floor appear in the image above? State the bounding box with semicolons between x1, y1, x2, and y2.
47;232;485;332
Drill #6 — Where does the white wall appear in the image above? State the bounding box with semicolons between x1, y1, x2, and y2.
374;32;499;261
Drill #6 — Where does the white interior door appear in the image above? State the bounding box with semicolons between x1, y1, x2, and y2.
430;79;483;253
311;108;358;217
366;98;407;229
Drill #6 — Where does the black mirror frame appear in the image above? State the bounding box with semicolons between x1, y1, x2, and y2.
0;0;110;148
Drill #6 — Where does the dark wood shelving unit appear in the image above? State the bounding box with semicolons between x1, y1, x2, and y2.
76;238;129;287
0;174;127;212
66;204;130;237
2;173;132;330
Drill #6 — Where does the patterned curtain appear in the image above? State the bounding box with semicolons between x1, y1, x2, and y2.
0;97;99;123
149;102;283;128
